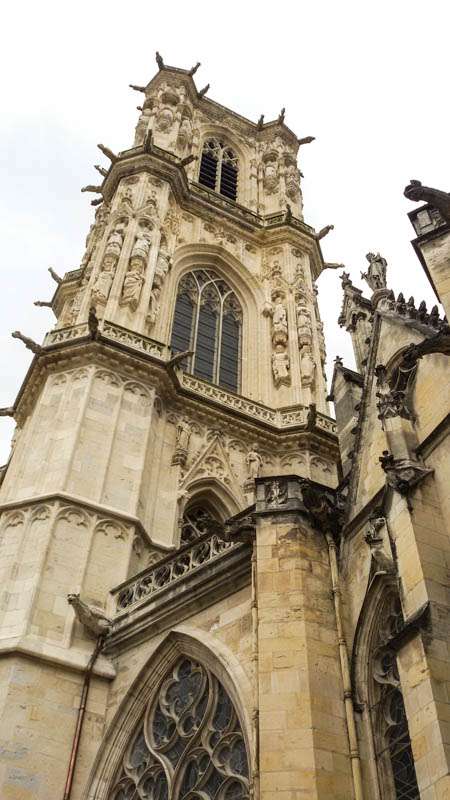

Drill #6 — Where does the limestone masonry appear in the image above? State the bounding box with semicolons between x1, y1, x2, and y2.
0;54;449;800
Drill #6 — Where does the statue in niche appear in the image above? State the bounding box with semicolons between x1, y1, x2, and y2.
134;98;154;146
146;286;161;327
177;116;192;152
285;162;300;200
81;203;110;271
296;301;311;339
264;291;288;346
263;157;279;195
153;246;172;289
246;446;263;479
300;346;316;387
361;252;387;292
91;255;115;304
156;107;174;132
66;278;88;326
272;347;290;386
120;259;145;311
131;228;152;262
105;225;126;260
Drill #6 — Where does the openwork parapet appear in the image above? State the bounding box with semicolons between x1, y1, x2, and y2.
116;533;238;610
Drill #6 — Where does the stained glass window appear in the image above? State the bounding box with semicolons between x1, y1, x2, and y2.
370;595;420;800
198;139;239;201
170;269;242;393
109;657;250;800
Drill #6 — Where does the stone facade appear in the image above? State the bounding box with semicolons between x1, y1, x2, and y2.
0;56;448;800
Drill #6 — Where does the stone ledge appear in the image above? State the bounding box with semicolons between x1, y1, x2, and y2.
0;634;116;679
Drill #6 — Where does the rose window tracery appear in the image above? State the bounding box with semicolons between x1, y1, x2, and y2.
109;657;250;800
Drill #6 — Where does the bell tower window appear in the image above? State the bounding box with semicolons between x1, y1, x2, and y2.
170;270;242;393
198;139;239;201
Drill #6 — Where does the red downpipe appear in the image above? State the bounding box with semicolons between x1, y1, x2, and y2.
63;636;104;800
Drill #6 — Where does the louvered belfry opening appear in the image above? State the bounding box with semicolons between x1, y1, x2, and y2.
198;139;238;201
170;269;242;393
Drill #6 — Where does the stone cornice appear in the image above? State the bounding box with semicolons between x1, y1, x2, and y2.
0;492;173;553
0;634;116;680
11;323;339;460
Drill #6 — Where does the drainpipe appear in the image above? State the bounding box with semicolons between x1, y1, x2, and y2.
63;636;104;800
250;539;260;800
325;533;365;800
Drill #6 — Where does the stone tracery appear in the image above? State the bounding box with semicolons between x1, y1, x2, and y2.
108;657;250;800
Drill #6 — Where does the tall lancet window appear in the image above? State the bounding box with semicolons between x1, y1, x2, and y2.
170;270;242;393
198;139;239;201
370;594;420;800
108;656;250;799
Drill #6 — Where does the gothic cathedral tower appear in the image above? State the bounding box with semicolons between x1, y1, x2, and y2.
0;55;449;800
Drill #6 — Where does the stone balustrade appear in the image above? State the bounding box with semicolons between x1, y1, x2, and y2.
114;532;238;611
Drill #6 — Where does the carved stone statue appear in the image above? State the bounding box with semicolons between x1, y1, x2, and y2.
91;256;115;304
272;347;290;386
146;286;161;327
105;225;125;260
285;162;300;200
246;446;263;480
361;252;387;292
172;420;191;466
120;260;144;311
300;347;316;387
296;302;311;340
154;247;172;289
404;180;450;224
131;228;152;262
67;593;111;637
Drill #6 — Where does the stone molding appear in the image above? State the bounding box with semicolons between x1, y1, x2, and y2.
0;493;172;553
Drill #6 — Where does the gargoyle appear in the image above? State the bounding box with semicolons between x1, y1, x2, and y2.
81;184;103;194
198;84;210;98
67;593;111;637
48;267;62;284
0;407;14;417
97;143;118;163
257;114;264;130
278;107;285;124
404;180;450;224
297;136;315;146
11;331;42;355
155;51;164;69
167;349;194;369
129;83;146;93
316;224;334;240
34;300;53;308
180;154;197;168
94;164;108;177
189;62;201;76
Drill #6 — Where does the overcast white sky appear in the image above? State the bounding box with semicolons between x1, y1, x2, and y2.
0;0;448;462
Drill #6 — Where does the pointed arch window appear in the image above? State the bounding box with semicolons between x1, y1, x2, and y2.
170;269;242;393
181;504;221;545
369;594;420;800
199;139;239;201
108;656;250;800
